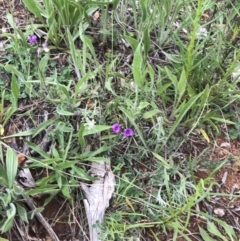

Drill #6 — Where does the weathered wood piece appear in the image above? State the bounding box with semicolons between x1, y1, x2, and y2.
81;160;115;241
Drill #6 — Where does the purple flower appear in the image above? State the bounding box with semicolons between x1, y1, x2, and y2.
123;128;134;137
112;123;121;133
28;35;37;44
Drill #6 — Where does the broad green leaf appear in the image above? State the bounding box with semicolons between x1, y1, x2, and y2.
61;177;71;199
1;203;16;233
16;203;28;223
83;125;111;136
25;186;59;196
11;75;20;104
38;54;49;74
199;226;215;241
1;129;35;139
143;109;161;119
6;12;15;29
22;0;44;23
67;29;81;79
207;221;227;241
138;102;150;110
143;28;150;59
24;140;49;159
132;42;143;88
56;106;74;116
124;35;139;52
221;221;236;240
6;147;18;189
5;65;25;82
56;161;76;170
0;192;11;207
210;117;235;125
72;166;96;181
140;0;147;22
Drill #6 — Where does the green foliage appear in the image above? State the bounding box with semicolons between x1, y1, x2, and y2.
21;0;111;46
0;146;26;233
2;0;240;239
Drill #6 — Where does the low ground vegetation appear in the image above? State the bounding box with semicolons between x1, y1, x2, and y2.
1;0;240;240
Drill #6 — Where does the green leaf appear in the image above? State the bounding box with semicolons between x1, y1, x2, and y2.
0;191;11;207
6;12;16;29
72;166;96;181
199;226;215;241
28;207;44;220
124;35;139;52
5;65;25;82
6;147;18;189
22;0;44;23
143;27;150;60
24;140;49;159
16;203;28;223
220;221;236;240
56;106;74;116
207;221;227;241
61;177;71;199
25;186;59;196
137;102;150;110
56;161;76;170
132;42;143;88
143;109;161;119
11;75;20;104
177;68;187;104
38;54;49;74
83;125;111;136
1;129;35;139
210;117;235;125
0;203;16;233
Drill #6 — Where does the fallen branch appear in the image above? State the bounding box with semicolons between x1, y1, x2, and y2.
81;160;115;241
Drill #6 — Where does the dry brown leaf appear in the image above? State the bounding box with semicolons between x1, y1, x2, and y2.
18;153;26;166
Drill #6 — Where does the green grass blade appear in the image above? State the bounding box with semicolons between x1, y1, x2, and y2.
6;147;18;189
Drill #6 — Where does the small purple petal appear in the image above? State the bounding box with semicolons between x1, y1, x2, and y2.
123;128;134;137
28;35;37;44
112;123;121;133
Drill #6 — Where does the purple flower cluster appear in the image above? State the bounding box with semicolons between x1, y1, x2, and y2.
112;123;134;137
27;34;49;55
